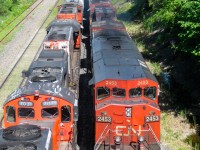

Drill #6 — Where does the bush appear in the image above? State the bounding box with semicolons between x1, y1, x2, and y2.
142;0;200;56
0;0;13;15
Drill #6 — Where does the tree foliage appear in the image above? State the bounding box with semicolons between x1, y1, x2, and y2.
137;0;200;56
0;0;13;15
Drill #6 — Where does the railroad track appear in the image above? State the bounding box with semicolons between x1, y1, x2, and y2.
0;0;60;120
0;0;45;43
0;0;39;34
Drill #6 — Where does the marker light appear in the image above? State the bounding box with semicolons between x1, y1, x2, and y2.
114;136;121;145
125;107;132;117
34;90;39;100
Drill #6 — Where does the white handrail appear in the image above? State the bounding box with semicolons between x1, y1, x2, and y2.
148;124;161;148
94;124;110;150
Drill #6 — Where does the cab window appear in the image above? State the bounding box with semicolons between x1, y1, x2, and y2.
129;88;142;98
18;108;34;118
97;87;110;100
144;87;156;100
42;108;58;118
112;88;125;97
61;106;71;122
6;106;16;122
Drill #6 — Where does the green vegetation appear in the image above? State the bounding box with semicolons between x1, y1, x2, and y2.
137;0;200;56
115;0;200;56
0;0;36;31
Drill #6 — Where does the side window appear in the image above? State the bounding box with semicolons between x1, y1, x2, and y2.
113;88;126;97
97;87;110;100
129;88;142;98
42;108;58;118
6;106;16;122
61;106;71;122
18;108;34;118
144;87;156;100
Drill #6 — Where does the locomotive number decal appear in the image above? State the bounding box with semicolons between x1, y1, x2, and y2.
145;115;159;123
96;116;112;123
18;101;33;107
137;80;148;86
105;80;117;86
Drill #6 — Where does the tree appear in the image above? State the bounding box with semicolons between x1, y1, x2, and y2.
0;0;13;15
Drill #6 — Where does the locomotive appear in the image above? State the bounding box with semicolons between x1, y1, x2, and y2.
0;0;83;149
89;0;115;24
89;1;161;150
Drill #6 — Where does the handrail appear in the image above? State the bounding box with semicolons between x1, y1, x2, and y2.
94;124;161;150
148;124;161;148
94;124;110;150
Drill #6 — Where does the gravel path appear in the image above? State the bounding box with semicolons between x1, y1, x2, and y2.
0;0;57;84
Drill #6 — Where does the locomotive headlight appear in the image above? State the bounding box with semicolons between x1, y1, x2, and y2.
125;107;132;117
138;136;145;143
114;136;121;145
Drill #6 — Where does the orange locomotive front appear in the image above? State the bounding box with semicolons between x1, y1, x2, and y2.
90;21;161;150
1;49;79;150
3;87;78;149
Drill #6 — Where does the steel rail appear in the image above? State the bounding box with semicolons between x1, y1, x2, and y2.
0;0;44;42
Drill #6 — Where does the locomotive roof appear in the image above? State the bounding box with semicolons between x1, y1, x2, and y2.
90;0;111;4
91;21;125;30
46;19;80;33
60;4;77;14
95;6;114;13
93;29;129;38
89;32;157;85
63;0;84;7
25;49;68;86
5;83;75;105
47;26;72;41
38;49;67;61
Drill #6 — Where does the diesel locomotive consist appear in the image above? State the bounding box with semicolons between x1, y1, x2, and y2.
0;0;161;149
89;1;161;150
0;0;83;149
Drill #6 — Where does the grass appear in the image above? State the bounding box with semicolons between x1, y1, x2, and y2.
146;61;162;76
0;0;36;52
161;112;194;150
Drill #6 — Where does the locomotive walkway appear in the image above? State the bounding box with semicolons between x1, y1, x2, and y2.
0;0;59;118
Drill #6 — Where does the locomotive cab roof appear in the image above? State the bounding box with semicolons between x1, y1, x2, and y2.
4;84;75;106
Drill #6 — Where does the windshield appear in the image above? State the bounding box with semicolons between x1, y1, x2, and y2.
41;108;58;118
144;87;156;100
97;87;110;100
129;88;142;98
112;88;125;97
18;108;34;118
